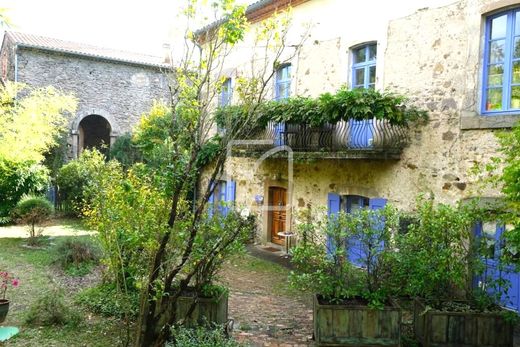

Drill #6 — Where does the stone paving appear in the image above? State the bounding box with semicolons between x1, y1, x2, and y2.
220;245;314;346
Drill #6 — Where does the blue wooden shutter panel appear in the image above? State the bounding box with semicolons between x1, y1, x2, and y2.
327;193;341;256
224;180;236;216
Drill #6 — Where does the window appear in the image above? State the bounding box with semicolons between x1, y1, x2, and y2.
220;78;232;106
208;180;236;217
351;43;376;89
275;64;291;100
327;193;386;266
483;9;520;113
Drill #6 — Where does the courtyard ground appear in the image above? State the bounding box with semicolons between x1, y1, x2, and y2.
2;220;519;347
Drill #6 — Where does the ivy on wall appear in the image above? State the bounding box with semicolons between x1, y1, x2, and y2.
215;87;427;130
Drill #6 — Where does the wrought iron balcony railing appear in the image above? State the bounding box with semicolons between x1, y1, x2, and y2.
231;120;408;159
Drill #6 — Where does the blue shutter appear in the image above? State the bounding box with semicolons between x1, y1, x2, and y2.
347;197;387;266
208;181;215;218
327;193;341;256
274;122;285;146
223;180;236;216
369;197;387;211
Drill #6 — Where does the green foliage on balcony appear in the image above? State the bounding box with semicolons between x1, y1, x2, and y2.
215;87;427;130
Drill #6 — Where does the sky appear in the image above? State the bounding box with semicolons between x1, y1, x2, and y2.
1;0;454;58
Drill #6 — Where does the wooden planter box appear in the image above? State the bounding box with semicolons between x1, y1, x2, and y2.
313;294;401;346
176;290;228;328
413;298;513;347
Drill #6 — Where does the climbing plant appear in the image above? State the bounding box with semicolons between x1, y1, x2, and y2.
215;87;427;130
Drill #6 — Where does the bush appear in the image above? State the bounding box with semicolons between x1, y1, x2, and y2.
53;237;101;276
56;149;120;215
11;195;53;238
0;158;49;223
76;283;139;318
25;288;82;327
290;206;399;307
109;133;142;170
388;197;480;302
168;325;243;347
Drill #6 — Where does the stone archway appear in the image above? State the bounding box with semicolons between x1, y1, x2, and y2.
78;115;111;156
70;109;120;159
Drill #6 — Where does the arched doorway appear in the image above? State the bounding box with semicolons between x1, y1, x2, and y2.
78;114;111;156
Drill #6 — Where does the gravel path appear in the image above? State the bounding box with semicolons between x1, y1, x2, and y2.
220;249;314;347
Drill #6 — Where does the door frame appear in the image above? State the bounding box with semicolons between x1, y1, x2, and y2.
262;179;290;245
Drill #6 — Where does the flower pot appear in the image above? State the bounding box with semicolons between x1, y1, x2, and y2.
0;299;9;324
413;298;513;347
175;289;228;328
313;294;401;346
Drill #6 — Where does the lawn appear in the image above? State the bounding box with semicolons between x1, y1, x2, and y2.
0;219;311;346
0;220;125;347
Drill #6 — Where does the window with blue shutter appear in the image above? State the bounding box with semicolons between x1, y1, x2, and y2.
275;64;291;100
220;78;232;107
482;9;520;114
475;221;520;312
208;179;236;217
326;194;386;266
273;64;291;146
349;44;376;148
352;44;376;89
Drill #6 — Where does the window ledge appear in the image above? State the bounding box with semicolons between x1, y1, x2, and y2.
460;112;520;130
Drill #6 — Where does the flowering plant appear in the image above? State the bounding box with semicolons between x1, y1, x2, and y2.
1;272;19;300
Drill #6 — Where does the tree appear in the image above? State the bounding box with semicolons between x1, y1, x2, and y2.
0;82;76;220
100;1;304;345
0;82;77;163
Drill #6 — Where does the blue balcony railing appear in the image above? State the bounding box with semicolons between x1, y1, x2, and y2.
264;120;407;152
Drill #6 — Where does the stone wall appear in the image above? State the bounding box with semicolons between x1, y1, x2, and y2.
11;46;170;157
212;0;518;244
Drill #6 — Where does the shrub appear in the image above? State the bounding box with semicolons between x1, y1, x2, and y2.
0;158;49;223
25;288;82;327
168;325;243;347
56;149;120;215
109;133;142;170
388;197;480;302
11;195;53;239
53;237;101;276
290;206;399;307
76;283;139;318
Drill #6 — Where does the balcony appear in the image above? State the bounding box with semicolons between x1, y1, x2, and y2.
231;120;409;160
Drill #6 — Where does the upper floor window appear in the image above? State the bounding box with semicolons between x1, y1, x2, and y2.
275;64;291;100
351;43;376;89
483;9;520;113
219;78;232;106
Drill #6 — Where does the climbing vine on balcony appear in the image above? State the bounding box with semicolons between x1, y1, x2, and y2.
215;87;427;130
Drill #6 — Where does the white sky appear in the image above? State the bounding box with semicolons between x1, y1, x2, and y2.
1;0;454;58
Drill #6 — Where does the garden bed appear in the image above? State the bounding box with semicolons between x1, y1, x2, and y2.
413;298;513;347
313;294;401;347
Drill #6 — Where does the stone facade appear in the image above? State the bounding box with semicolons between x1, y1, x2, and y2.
208;0;519;244
0;32;170;158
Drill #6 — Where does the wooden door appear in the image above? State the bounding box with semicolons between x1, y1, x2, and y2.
269;187;287;245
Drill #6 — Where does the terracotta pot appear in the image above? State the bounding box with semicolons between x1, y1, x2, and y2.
0;299;9;324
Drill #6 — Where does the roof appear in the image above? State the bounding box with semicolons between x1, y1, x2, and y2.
196;0;309;36
2;31;170;69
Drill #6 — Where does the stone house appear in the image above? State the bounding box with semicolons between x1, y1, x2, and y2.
203;0;520;310
0;31;170;158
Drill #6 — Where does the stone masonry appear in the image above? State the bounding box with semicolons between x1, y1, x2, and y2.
0;31;171;158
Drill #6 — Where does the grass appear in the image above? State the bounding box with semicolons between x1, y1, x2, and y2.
0;220;125;347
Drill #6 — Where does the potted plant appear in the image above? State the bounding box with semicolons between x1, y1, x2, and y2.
0;272;19;323
290;206;401;346
390;198;515;347
173;208;252;328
